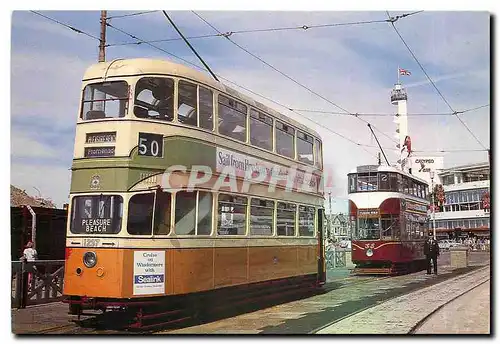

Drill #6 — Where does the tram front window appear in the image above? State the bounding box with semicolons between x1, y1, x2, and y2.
70;195;123;234
356;218;380;240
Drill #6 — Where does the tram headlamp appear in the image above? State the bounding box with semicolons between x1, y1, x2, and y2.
366;248;374;257
83;251;97;268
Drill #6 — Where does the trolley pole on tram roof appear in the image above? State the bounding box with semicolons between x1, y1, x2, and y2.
99;10;107;62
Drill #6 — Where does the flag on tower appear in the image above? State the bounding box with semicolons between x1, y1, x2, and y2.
399;68;411;76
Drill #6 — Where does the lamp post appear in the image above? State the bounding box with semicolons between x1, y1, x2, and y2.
430;171;436;240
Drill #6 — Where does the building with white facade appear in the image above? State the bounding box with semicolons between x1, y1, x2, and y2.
433;162;490;239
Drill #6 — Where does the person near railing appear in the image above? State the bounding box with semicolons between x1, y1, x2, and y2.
21;241;37;288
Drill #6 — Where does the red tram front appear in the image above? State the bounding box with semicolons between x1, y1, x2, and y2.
347;166;430;275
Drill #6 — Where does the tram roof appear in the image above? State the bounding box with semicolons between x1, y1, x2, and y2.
82;58;321;139
348;165;429;185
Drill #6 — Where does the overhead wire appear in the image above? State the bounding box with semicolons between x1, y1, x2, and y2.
29;11;101;42
106;10;158;20
386;10;487;150
191;10;399;146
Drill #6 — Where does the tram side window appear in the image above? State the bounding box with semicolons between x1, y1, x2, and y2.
276;121;295;159
250;109;273;151
381;215;399;240
178;80;198;127
315;139;323;169
348;174;357;193
127;193;154;235
134;77;174;121
277;202;296;236
199;87;214;130
298;206;315;237
218;95;247;142
250;198;274;236
379;173;389;191
82;81;129;120
174;191;213;235
71;195;123;234
217;194;247;235
297;132;314;165
402;177;409;194
153;191;172;235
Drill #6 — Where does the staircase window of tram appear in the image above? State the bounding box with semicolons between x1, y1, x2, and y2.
217;194;247;235
70;195;123;234
218;95;247;142
277;202;296;236
249;198;274;236
250;109;273;151
127;193;155;235
82;81;129;120
153;191;172;235
175;191;213;235
134;77;174;121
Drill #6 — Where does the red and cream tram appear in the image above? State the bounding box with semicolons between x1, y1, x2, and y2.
348;165;430;274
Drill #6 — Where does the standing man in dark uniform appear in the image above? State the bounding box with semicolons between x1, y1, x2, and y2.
424;233;440;274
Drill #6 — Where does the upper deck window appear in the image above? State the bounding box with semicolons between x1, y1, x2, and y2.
178;80;198;127
297;132;314;165
218;95;247;142
250;109;273;151
357;173;378;191
70;195;123;234
134;77;174;121
276;121;295;159
81;81;129;120
315;139;323;169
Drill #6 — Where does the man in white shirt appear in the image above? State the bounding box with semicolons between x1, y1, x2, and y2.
22;241;37;262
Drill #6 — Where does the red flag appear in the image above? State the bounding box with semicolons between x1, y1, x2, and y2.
401;136;412;157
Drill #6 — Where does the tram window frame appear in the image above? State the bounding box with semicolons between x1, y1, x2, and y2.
249;109;273;151
153;191;172;235
356;217;380;240
127;193;155;235
81;81;129;120
218;95;248;143
297;131;314;165
314;139;323;169
348;174;357;193
381;214;399;240
276;202;297;236
275;121;295;159
389;173;399;192
298;205;315;237
70;195;124;234
199;86;214;131
379;173;390;191
402;176;409;194
217;194;247;236
249;198;275;236
134;77;175;121
357;173;378;192
177;80;198;127
174;190;213;236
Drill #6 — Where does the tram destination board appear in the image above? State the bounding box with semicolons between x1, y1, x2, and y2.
84;146;115;158
138;132;164;157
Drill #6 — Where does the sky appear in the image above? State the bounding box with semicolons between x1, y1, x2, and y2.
9;9;491;209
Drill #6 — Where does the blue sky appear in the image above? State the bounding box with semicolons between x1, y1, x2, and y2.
10;10;490;208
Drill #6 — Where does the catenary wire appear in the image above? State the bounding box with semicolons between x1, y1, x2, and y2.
29;11;101;41
386;11;487;150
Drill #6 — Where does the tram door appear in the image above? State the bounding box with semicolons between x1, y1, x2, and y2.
317;208;326;285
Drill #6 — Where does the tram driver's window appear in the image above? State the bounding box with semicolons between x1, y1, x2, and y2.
277;202;296;236
276;122;295;159
297;132;314;165
127;193;154;235
82;81;129;120
178;80;198;127
134;77;174;121
218;95;247;142
217;194;247;235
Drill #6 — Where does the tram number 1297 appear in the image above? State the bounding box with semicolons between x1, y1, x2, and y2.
138;132;164;157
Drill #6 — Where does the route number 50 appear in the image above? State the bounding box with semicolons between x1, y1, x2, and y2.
138;132;164;157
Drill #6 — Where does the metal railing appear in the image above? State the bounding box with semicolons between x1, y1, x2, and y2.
325;247;348;269
11;260;65;309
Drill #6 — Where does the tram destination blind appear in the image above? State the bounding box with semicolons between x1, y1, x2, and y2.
138;132;164;157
